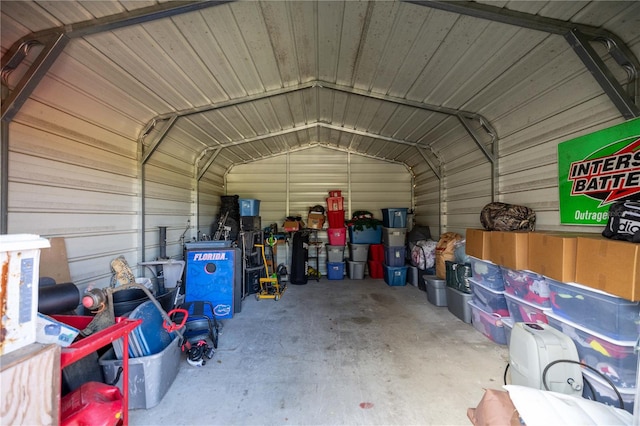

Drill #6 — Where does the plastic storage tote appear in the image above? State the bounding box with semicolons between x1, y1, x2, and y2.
546;278;640;341
501;267;550;307
383;265;408;286
468;256;505;290
469;278;509;317
326;245;345;263
327;227;347;246
327;210;345;228
239;199;260;216
99;335;182;409
368;243;384;261
368;260;384;279
381;208;408;228
468;300;508;345
426;276;447;307
504;292;550;324
327;262;345;280
446;286;473;323
383;245;406;267
582;369;635;414
349;225;382;244
348;243;370;262
547;311;638;389
347;260;365;279
326;196;344;211
382;227;407;247
502;317;514;347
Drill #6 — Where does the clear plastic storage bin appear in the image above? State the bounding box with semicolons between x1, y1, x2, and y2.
546;278;640;341
469;278;509;317
501;267;550;308
468;256;504;290
547;311;638;389
504;292;550;324
468;300;508;345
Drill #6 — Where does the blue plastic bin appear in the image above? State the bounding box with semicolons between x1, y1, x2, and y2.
327;262;345;280
239;199;260;216
348;225;382;244
383;245;406;267
381;208;408;228
383;265;407;286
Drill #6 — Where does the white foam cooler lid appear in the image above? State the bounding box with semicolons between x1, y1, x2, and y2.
0;234;50;251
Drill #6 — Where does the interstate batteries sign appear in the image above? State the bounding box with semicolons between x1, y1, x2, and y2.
558;117;640;225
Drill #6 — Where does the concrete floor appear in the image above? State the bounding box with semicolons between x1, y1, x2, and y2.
129;278;509;426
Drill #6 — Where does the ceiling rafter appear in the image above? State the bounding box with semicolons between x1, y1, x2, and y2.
140;80;497;168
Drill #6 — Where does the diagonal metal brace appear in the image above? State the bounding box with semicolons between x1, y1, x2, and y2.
566;28;639;119
1;32;69;122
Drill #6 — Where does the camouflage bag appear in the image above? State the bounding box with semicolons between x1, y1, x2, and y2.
480;202;536;232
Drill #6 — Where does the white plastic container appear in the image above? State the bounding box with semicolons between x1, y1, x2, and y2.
0;234;50;355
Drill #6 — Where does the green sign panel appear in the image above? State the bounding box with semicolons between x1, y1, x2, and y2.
557;117;640;225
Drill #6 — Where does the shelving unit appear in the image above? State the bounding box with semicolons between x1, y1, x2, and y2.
306;229;321;281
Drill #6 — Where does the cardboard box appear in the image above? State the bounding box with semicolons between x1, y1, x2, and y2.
35;313;80;347
575;236;640;301
489;231;529;270
528;232;578;282
307;213;325;230
283;221;300;232
465;228;491;260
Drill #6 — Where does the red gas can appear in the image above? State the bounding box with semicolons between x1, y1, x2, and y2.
61;381;123;426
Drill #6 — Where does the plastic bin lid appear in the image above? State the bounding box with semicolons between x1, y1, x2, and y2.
545;310;637;346
0;234;50;251
469;277;504;294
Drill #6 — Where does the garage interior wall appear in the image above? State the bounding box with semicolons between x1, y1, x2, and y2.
1;1;639;291
222;146;412;274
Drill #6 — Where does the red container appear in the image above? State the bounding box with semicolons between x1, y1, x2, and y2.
326;196;344;212
368;260;384;279
327;210;345;228
61;381;123;426
329;190;342;197
369;244;384;262
327;227;346;246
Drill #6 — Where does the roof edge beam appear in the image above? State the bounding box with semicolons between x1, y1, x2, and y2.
406;0;639;119
1;1;233;123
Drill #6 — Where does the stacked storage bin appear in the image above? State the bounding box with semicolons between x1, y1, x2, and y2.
445;260;475;323
545;279;640;413
368;243;384;279
347;243;368;279
464;257;508;342
239;198;261;231
501;267;552;325
381;208;408;286
326;190;345;280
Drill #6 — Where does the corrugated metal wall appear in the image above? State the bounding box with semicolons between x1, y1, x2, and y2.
8;98;141;290
223;146;412;273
